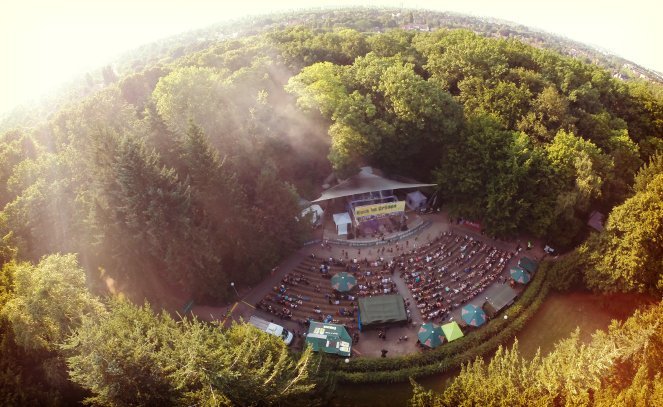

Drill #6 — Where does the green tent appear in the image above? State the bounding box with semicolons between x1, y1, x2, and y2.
484;285;518;316
461;304;486;327
510;266;531;284
358;294;407;329
441;321;464;342
305;321;352;357
518;257;538;274
418;322;445;348
331;272;357;292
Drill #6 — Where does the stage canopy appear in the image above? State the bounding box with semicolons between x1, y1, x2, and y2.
313;169;435;203
305;321;352;357
484;285;519;316
358;294;407;329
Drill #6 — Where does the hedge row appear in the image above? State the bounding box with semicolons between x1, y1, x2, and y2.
326;265;550;383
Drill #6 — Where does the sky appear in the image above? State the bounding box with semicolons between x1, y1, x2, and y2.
1;0;661;116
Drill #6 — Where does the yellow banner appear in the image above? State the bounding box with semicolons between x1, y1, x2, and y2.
354;201;405;218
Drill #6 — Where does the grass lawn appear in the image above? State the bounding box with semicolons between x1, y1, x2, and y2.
513;290;654;359
331;290;653;406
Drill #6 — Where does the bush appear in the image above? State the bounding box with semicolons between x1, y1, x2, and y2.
544;248;589;291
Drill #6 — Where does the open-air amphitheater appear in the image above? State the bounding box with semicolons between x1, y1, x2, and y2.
251;216;538;357
223;168;544;358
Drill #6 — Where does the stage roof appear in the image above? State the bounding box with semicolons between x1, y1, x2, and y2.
358;294;407;327
312;170;435;203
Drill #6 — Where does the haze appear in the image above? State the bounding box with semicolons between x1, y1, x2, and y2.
1;0;661;116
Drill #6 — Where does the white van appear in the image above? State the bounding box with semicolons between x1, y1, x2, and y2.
249;316;294;345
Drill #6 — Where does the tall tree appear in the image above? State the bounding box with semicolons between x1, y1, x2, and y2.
583;173;663;294
410;301;663;407
64;301;319;406
2;254;105;352
63;301;180;406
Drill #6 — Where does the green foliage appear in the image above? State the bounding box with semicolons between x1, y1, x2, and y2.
544;250;586;291
0;14;662;307
0;130;39;206
268;27;369;69
410;300;663;407
63;301;319;406
2;254;105;352
584;173;663;294
436;116;558;237
633;152;663;193
0;253;84;405
63;301;181;406
0;12;661;404
287;52;463;178
153;65;231;137
545;152;663;295
0;319;64;406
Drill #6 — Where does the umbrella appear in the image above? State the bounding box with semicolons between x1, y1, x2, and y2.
417;322;445;348
461;304;487;327
441;321;464;342
510;267;531;284
331;272;357;292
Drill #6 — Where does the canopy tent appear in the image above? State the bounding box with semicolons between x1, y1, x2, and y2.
441;321;464;342
418;322;445;348
331;272;357;292
333;212;352;236
484;285;518;316
305;321;352;357
358;294;407;330
461;304;487;327
406;190;428;210
300;204;324;227
510;266;531;284
518;257;539;274
313;169;436;203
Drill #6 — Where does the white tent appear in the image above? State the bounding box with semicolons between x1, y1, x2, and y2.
406;191;427;210
300;204;324;227
333;212;352;236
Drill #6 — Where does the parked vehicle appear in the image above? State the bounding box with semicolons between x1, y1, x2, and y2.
248;315;294;345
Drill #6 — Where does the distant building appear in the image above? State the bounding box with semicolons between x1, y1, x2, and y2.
402;23;430;32
587;210;605;232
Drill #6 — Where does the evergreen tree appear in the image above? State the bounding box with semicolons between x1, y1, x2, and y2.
1;254;105;352
64;301;319;406
410;301;663;407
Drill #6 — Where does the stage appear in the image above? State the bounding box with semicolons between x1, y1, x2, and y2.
321;212;432;246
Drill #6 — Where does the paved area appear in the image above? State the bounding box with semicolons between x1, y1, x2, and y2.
191;210;547;359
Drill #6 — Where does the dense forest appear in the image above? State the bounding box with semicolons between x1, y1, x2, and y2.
0;7;662;405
